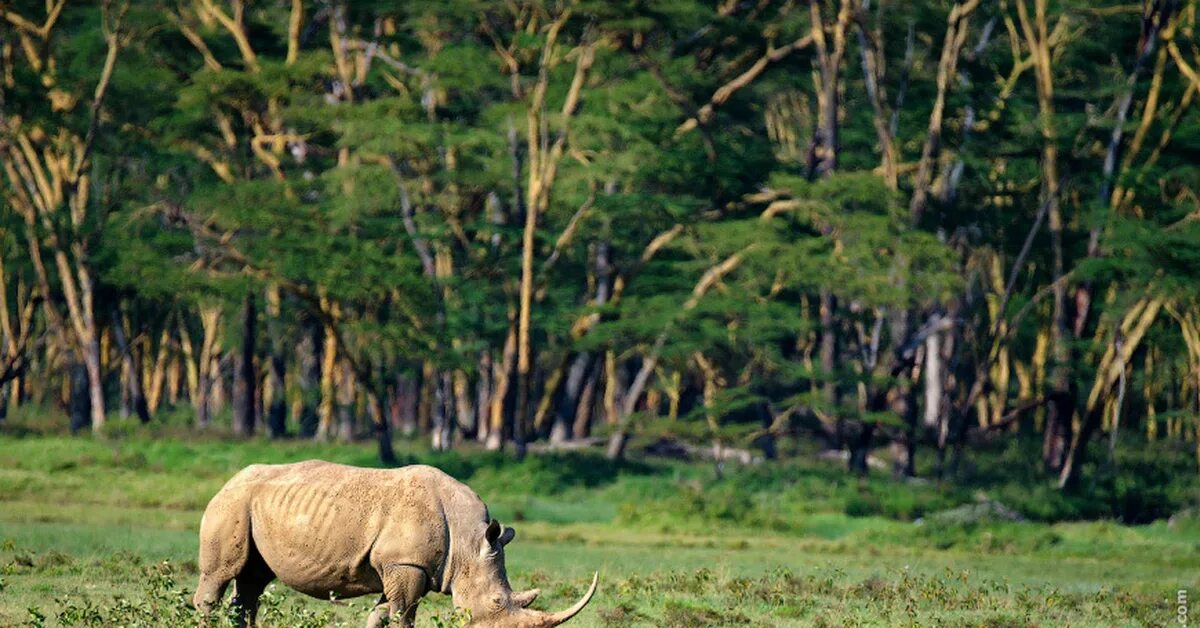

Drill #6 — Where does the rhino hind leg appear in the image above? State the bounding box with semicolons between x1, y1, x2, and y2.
230;542;275;627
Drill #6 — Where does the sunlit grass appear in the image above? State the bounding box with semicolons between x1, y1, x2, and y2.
0;430;1196;625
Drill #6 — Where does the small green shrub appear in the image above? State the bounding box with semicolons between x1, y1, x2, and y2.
661;600;749;627
427;607;471;627
597;602;649;626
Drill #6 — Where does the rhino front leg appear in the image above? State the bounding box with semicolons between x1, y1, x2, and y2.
195;497;253;618
365;595;389;628
370;564;428;628
193;574;231;621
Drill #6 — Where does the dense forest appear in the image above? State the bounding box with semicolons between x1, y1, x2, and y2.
1;0;1199;493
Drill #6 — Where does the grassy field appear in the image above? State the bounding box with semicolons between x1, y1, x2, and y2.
0;426;1197;626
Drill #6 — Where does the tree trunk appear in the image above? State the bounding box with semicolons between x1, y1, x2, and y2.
889;436;912;479
892;380;919;478
68;359;91;433
604;426;628;460
923;332;943;429
453;369;474;437
145;328;169;415
168;349;182;406
418;361;435;436
317;321;337;440
336;361;356;442
441;371;456;449
603;350;620;426
430;370;452;451
111;307;150;423
265;286;287;438
573;367;598;439
476;351;492;443
818;289;839;445
604;354;635;460
7;370;20;415
210;350;227;416
551;353;591;444
368;387;397;466
119;360;130;419
232;293;257;437
82;329;104;431
513;358;530;459
847;422;876;475
293;316;320;437
196;367;212;429
395;372;418;437
386;381;401;433
757;403;778;460
254;367;265;430
1043;389;1072;471
515;109;537;458
179;321;199;412
487;324;517;451
194;307;221;429
1056;403;1100;491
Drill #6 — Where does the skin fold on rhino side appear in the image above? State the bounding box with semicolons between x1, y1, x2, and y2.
192;460;598;627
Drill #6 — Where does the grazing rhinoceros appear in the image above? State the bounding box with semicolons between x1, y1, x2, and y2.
193;460;597;627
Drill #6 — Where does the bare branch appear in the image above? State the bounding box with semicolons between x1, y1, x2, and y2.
909;0;981;221
0;0;65;39
676;35;814;135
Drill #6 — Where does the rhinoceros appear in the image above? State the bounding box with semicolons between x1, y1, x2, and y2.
193;460;598;627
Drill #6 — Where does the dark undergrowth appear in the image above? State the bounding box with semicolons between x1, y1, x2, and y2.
2;409;1199;527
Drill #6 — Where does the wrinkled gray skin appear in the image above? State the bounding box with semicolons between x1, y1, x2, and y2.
193;461;597;627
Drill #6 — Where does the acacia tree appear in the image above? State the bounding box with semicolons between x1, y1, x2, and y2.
0;0;128;431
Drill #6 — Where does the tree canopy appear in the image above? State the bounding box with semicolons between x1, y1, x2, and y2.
2;0;1200;490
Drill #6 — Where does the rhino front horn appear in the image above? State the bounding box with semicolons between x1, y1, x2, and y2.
531;572;599;627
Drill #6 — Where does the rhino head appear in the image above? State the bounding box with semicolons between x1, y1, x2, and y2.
450;519;598;627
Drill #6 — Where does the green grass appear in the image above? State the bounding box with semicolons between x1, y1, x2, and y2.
0;426;1197;626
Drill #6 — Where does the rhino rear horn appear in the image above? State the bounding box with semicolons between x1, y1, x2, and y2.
512;588;540;608
529;572;598;626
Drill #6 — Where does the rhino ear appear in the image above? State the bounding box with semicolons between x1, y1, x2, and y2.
486;518;503;546
498;525;516;547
